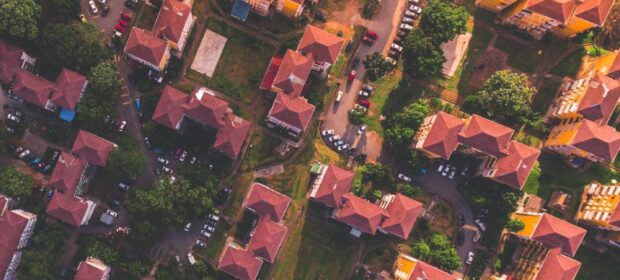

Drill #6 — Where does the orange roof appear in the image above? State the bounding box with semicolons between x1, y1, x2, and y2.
492;141;541;190
297;25;345;65
511;212;543;237
420;112;465;160
11;70;57;107
48;152;87;195
213;114;251;159
410;259;456;280
247;218;287;263
218;246;262;280
152;0;192;44
245;183;291;223
52;68;87;111
336;193;388;235
0;209;35;279
46;192;89;227
152;85;188;129
535;248;581;280
577;74;620;125
380;194;423;239
272;50;313;98
0;40;24;84
267;93;315;131
574;0;614;26
312;164;354;208
531;213;586;256
71;130;116;167
571;120;620;162
124;28;168;68
525;0;578;23
181;89;229;128
74;258;109;280
457;115;514;157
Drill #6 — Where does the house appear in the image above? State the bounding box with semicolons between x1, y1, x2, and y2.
124;28;171;72
48;152;89;196
244;182;291;223
74;257;111;280
379;193;424;240
477;0;615;39
246;217;288;263
218;245;263;280
271;50;314;98
393;253;456;280
297;25;345;73
0;195;37;280
544;118;620;163
266;93;315;138
309;164;354;208
181;87;230;128
334;193;389;237
71;130;117;167
0;40;30;85
413;113;541;190
511;212;586;256
152;0;195;56
241;0;303;18
52;68;88;122
213;114;252;159
46;192;96;227
576;181;620;231
151;85;188;130
9;70;58;111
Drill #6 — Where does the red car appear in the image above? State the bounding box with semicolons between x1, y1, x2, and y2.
357;98;370;107
366;31;378;40
115;24;126;33
121;13;132;21
362;35;375;45
348;70;357;81
119;19;128;27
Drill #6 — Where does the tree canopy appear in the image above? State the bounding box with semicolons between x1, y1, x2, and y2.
0;0;40;40
106;136;146;181
402;30;446;78
78;62;121;126
18;224;68;280
384;101;430;147
47;0;80;20
412;233;461;271
463;70;536;125
506;218;525;232
419;0;469;45
0;167;33;200
363;52;394;81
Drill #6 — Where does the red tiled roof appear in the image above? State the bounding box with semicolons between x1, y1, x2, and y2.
74;258;109;280
380;194;423;239
0;210;33;279
245;183;291;223
420;112;465;160
535;248;581;280
531;213;586;257
46;192;89;227
297;25;345;65
71;130;116;167
48;152;87;195
492;141;541;190
11;70;57;107
525;0;578;23
336;193;387;235
214;114;251;159
52;68;87;111
571;119;620;162
181;88;229;128
608;52;620;79
152;85;188;129
577;74;620;125
267;93;315;131
574;0;614;26
457;114;514;157
124;28;168;68
0;40;24;84
218;246;262;280
410;259;456;280
259;56;282;90
152;0;192;44
312;165;354;208
272;50;313;98
247;218;288;263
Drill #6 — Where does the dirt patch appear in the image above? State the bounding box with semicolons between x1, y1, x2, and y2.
190;29;228;77
327;0;366;27
469;47;509;89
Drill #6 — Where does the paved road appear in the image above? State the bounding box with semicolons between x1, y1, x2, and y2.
81;0;134;35
321;0;406;161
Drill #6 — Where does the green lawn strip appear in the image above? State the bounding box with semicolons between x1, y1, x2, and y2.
135;4;158;30
494;35;541;74
205;220;232;260
223;173;254;218
575;246;620;279
532;78;561;114
331;54;348;78
550;48;586;78
522;162;541;195
238;130;281;172
466;250;490;280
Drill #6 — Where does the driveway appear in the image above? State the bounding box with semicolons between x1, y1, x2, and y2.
81;0;135;35
321;0;406;161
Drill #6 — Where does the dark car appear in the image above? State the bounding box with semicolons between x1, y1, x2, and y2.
456;230;465;246
109;199;121;210
121;12;132;21
351;57;360;69
125;0;137;9
314;11;327;21
345;41;353;53
214;188;232;206
102;6;110;17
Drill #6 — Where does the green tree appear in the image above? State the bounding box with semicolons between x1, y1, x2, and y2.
48;0;80;19
77;42;113;73
419;0;468;45
86;241;120;266
402;30;446;78
506;218;525;232
89;61;121;96
384;126;415;146
427;234;461;271
0;167;33;200
107;136;146;181
0;0;40;40
398;183;420;198
463;70;536;125
363;52;394;81
18;224;68;280
413;240;431;259
501;191;519;213
348;107;368;125
78;61;120;126
384;101;430;147
37;24;79;71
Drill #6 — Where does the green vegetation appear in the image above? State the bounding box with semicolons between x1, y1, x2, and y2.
47;0;80;21
494;35;541;73
466;250;490;279
402;30;446;78
532;78;561;114
331;54;348;78
0;0;40;40
239;130;281;172
18;224;68;280
0;167;33;200
550;48;586;78
575;246;620;279
77;62;121;128
349;107;368;125
106;136;147;181
135;3;158;30
411;233;461;271
419;0;469;45
384;101;430;147
506;218;525;232
364;52;394;81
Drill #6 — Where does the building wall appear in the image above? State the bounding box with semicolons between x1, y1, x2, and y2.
474;0;517;13
267;116;302;134
544;119;603;162
553;17;595;38
127;52;165;72
81;200;97;226
412;114;443;159
277;0;303;17
3;251;22;280
243;0;271;16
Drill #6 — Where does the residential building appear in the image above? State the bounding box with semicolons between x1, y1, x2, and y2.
218;245;263;280
152;0;195;56
479;0;616;39
297;25;345;73
124;28;171;72
244;182;291;223
48;152;89;196
266;93;315;139
378;193;424;239
74;257;111;280
151;86;251;159
246;217;288;263
0;40;35;85
0;195;37;280
52;68;89;121
309;164;355;208
334;193;388;237
241;0;304;18
576;181;620;231
46;192;96;227
71;130;117;167
271;50;313;98
9;69;58;111
412;112;541;190
393;253;456;280
544;118;620;163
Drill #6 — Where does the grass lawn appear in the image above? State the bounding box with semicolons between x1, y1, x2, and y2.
532;78;561;114
205;220;232;260
494;35;542;74
522;162;541;195
331;54;348;78
135;3;158;30
238;130;282;172
550;48;587;78
187;19;275;104
428;200;456;239
575;246;620;279
223;173;255;217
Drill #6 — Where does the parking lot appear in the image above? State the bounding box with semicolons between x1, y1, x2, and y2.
81;0;137;34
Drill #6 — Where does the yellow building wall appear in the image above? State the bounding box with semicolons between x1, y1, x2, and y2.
544;123;579;147
475;0;518;13
590;50;620;74
158;49;170;71
553;17;596;38
501;0;528;19
281;0;301;17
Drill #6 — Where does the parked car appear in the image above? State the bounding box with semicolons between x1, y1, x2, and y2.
366;31;378;40
314;10;327;21
397;31;408;37
118;120;127;132
5;127;14;134
214;187;232;206
18;150;30;159
402;16;415;23
98;0;107;3
362;84;374;93
334;140;344;147
200;230;212;238
115;24;126;33
187;252;196;265
409;5;422;13
385;57;397;66
466;252;475;265
124;0;137;9
6;113;21;123
358;90;369;98
14;146;23;154
475;219;486;232
208;214;220;222
29;158;41;166
42;164;52;173
203;224;215;233
162;166;173;173
337;144;350;151
144;137;151;149
118;183;130;192
391;43;403;52
102;6;110;16
351;57;360;69
357;125;367;135
12;110;23;117
400;23;414;31
321;129;335;136
134;98;142;110
409;0;419;3
121;13;132;21
357;98;370;107
206;219;217;227
195;240;206;248
353;104;367;113
473;230;482;243
335;91;343;103
405;10;417;17
107;209;118;218
88;0;98;13
348;70;357;81
397;173;412;182
179;150;188;162
389;50;400;58
156;157;169;165
328;135;341;142
184;223;192;232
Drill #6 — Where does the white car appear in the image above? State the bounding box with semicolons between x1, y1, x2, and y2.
448;169;456;179
362;84;374;93
409;5;422;13
466;252;474;265
7;113;21;123
353;104;368;112
400;23;414;31
321;129;335;136
203;224;215;233
334;140;344;147
358;90;369;98
118;120;127;132
473;230;481;243
19;150;30;159
405;10;417;17
200;230;212;238
179;151;188;162
357;125;367;135
441;165;450;176
98;0;107;3
337;144;350;151
402;17;415;23
391;43;403;52
475;219;487;232
88;0;98;14
385;57;397;66
107;209;118;218
156;157;169;165
328;135;341;142
408;0;419;3
195;239;206;248
398;173;412;182
169;176;176;184
336;91;344;102
437;164;445;173
184;223;191;232
187;252;196;265
162;166;173;173
208;214;220;222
